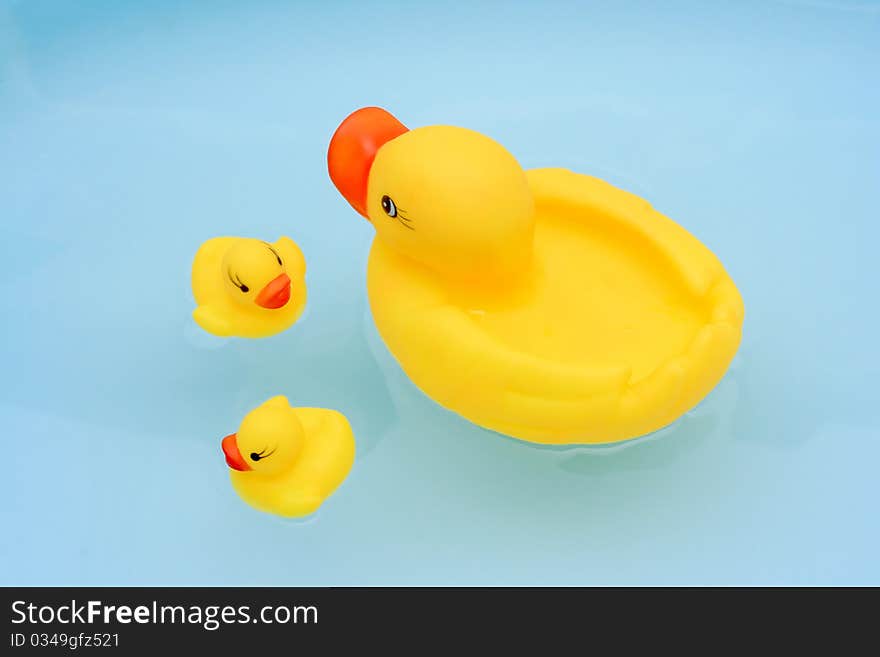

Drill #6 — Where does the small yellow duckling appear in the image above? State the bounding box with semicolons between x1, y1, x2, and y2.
191;236;307;338
221;396;355;518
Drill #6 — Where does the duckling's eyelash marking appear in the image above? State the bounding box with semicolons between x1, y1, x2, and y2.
228;270;249;292
263;242;283;266
250;446;277;461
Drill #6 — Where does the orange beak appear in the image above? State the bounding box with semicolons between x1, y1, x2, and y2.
255;273;291;309
327;107;408;218
221;433;251;471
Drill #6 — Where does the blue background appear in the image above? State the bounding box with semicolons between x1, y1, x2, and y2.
1;0;878;585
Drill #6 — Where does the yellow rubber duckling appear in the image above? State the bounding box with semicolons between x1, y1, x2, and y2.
191;236;306;338
221;396;355;518
327;107;744;445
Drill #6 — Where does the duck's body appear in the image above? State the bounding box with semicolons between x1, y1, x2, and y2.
192;236;306;338
222;397;355;518
229;409;355;518
367;168;743;444
328;107;744;445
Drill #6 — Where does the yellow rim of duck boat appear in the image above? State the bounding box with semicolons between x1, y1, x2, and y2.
367;168;744;445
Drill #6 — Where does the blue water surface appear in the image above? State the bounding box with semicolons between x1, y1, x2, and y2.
1;0;878;585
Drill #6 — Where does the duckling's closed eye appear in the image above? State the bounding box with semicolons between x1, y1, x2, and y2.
228;270;249;293
263;242;283;266
249;446;276;462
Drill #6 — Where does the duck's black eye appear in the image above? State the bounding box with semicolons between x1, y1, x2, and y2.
228;271;249;293
380;195;397;218
250;447;275;461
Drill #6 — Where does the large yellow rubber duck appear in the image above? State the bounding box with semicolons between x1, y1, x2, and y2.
191;236;306;338
328;107;744;445
221;396;355;517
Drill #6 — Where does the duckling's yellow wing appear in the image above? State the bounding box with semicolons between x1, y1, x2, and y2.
192;304;233;336
367;169;744;445
191;237;237;307
191;237;237;336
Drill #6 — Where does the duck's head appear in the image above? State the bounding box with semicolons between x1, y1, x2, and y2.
328;107;534;282
222;239;293;310
221;396;304;475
